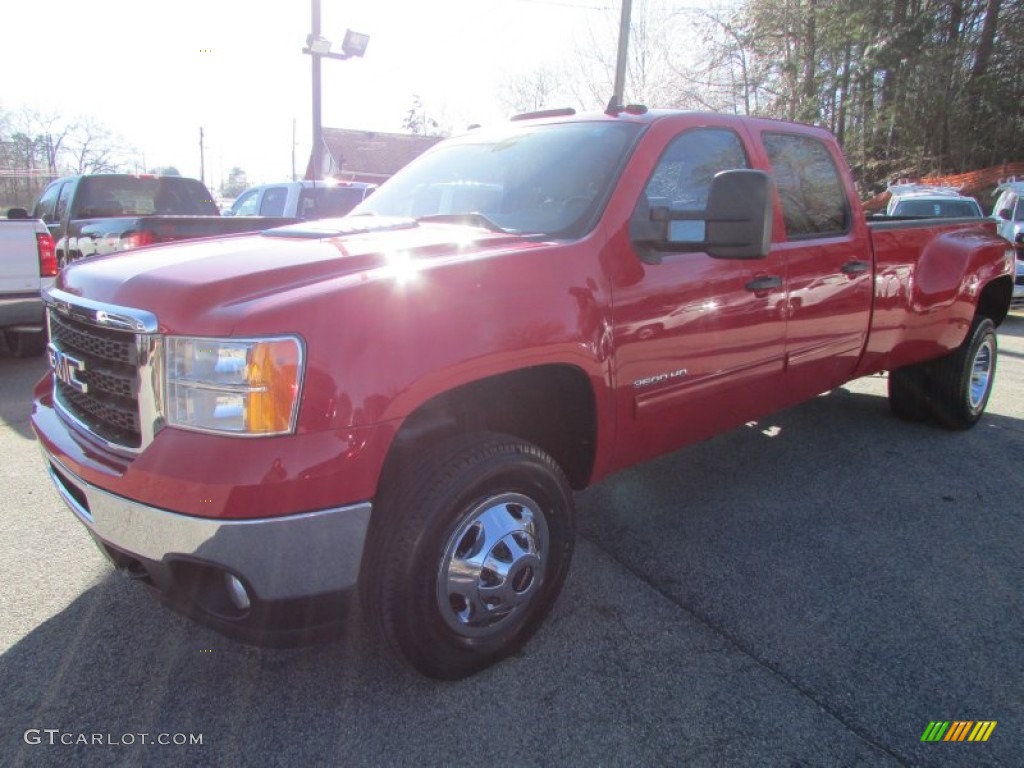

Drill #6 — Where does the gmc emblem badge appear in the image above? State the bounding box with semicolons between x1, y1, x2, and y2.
48;344;88;394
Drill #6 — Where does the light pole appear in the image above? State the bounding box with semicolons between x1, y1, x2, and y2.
199;126;205;185
303;0;370;179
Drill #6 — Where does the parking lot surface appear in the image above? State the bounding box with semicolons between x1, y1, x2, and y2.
2;314;1022;767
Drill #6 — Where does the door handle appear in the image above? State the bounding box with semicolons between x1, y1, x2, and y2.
841;260;870;276
745;275;783;292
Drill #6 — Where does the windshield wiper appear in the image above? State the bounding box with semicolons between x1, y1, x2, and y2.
415;213;510;234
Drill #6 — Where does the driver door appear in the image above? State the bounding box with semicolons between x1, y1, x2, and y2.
610;125;788;465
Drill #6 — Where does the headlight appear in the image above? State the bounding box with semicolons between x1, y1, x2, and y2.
164;336;304;435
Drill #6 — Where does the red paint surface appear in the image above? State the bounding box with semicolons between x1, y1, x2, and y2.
32;112;1012;520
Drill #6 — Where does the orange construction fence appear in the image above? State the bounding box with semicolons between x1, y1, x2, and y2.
862;162;1024;211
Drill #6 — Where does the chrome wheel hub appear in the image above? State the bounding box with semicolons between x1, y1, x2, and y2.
969;337;994;411
437;492;549;638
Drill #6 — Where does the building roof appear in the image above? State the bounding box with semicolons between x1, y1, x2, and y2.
307;128;443;183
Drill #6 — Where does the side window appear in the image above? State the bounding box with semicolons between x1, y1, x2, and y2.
763;133;849;238
259;187;288;217
55;183;73;221
232;189;260;216
1014;196;1024;222
644;128;749;212
34;183;61;223
992;191;1012;219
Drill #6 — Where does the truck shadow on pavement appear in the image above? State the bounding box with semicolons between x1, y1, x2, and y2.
0;346;47;442
2;380;1021;767
997;311;1024;338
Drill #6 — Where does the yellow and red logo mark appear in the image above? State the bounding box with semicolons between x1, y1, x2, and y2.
921;721;997;742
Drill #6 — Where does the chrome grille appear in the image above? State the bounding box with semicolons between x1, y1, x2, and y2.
57;381;140;442
49;312;137;365
49;311;143;448
44;291;162;453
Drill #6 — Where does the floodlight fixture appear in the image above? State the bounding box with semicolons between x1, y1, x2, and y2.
305;34;332;55
341;30;370;58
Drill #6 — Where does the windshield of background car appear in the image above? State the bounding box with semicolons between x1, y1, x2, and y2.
75;177;219;217
299;187;369;219
352;121;643;237
892;198;982;218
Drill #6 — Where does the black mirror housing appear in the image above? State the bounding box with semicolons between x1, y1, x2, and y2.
704;169;773;259
630;169;774;261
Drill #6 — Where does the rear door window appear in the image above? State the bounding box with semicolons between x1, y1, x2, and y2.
763;133;849;238
259;186;288;216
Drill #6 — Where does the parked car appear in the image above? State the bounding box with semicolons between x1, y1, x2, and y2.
991;180;1024;308
226;180;376;219
885;184;984;218
34;174;299;268
33;109;1014;679
0;208;56;356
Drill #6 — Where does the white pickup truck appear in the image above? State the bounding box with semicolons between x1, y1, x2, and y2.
0;208;57;356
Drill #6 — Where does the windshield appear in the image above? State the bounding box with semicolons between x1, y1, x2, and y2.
352;121;643;237
892;198;981;218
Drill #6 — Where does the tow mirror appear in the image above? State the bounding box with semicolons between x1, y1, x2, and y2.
630;169;773;263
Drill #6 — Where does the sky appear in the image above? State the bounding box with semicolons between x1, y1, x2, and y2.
1;0;717;187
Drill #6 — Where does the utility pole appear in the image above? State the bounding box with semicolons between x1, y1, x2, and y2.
199;126;206;185
608;0;633;111
310;0;323;179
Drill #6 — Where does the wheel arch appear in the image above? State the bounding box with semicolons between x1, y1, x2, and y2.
381;364;598;492
976;274;1012;327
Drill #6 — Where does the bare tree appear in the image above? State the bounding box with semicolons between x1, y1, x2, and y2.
66;117;130;174
498;66;566;116
566;0;699;110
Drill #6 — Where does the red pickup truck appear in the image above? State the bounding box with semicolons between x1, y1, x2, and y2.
31;109;1014;679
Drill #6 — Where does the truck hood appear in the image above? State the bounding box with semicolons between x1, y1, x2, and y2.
55;217;545;334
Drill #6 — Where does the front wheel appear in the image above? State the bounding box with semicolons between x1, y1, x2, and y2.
361;432;575;680
929;316;997;430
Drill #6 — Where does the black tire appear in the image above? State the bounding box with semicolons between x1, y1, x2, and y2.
887;364;931;422
929;315;997;430
361;432;575;680
4;330;47;358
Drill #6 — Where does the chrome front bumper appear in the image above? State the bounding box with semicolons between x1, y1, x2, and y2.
46;455;372;603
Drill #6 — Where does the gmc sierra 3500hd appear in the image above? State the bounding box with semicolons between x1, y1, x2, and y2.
32;108;1014;679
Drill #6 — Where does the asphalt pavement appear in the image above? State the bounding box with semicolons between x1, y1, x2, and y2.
1;314;1022;767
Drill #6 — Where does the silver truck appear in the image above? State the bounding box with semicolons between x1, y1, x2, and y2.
225;180;375;219
992;181;1024;308
0;208;57;356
